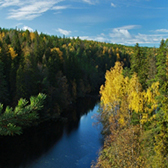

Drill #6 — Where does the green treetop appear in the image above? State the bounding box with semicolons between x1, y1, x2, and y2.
0;93;46;136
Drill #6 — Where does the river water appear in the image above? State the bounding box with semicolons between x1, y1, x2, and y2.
0;97;103;168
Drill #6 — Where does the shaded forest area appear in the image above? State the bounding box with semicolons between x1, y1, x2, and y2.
0;27;131;135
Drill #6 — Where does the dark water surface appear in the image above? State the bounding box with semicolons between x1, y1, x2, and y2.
0;97;102;168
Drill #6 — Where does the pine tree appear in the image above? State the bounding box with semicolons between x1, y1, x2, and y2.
0;60;9;105
146;48;157;85
131;43;148;89
156;39;168;88
0;93;46;136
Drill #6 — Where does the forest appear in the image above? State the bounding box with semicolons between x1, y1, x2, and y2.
0;27;168;167
94;40;168;167
0;27;130;135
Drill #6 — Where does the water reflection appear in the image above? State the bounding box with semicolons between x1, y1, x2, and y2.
62;96;98;135
0;120;64;168
0;96;102;168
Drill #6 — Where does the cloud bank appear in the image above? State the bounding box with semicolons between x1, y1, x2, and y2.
0;0;65;20
78;25;168;47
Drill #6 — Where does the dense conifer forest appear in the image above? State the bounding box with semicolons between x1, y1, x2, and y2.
0;27;130;135
0;27;168;167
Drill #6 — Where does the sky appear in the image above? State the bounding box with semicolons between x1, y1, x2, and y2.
0;0;168;47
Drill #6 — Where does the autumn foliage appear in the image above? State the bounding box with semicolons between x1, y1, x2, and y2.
95;60;168;167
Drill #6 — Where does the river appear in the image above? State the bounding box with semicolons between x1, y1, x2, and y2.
0;97;103;168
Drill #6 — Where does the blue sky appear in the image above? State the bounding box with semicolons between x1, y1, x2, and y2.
0;0;168;47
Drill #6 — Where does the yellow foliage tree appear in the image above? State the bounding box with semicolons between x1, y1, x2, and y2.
100;61;131;128
103;46;107;55
8;46;18;59
22;45;31;57
116;53;120;60
30;32;35;41
97;61;160;167
51;47;63;60
0;32;5;41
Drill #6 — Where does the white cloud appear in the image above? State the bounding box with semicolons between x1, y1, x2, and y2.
111;3;116;7
109;25;139;39
75;26;168;47
78;36;90;40
22;26;34;32
100;33;105;36
83;0;92;4
82;0;98;5
77;35;106;42
52;5;69;10
110;28;131;38
117;25;141;30
0;0;21;7
15;22;23;27
127;33;164;45
0;0;64;20
94;36;106;42
155;29;168;33
108;29;168;46
56;28;71;35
